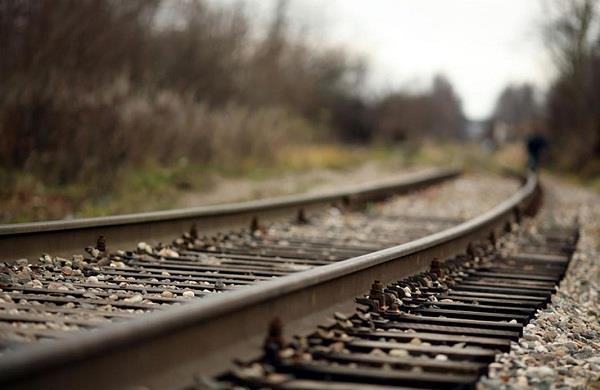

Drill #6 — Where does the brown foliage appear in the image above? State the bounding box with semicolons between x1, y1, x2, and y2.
0;0;368;187
0;0;466;191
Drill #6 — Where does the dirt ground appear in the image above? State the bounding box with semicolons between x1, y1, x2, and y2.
175;161;426;208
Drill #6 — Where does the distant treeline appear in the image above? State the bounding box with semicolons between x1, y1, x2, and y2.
0;0;465;188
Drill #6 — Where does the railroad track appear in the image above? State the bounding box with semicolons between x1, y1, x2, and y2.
0;176;461;347
216;224;577;390
0;168;572;390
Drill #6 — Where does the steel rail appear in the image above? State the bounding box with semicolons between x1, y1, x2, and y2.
0;173;539;390
0;168;459;261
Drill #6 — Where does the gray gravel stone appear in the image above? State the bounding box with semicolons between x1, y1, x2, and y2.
478;176;600;390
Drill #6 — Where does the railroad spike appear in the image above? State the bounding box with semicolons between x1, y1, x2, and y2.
250;216;260;232
96;235;106;253
264;317;284;364
431;258;443;278
514;206;523;223
297;208;309;224
466;243;476;258
190;224;199;239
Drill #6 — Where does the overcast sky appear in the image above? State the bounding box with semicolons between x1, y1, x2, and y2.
240;0;551;120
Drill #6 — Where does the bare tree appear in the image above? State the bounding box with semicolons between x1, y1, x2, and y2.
0;0;380;186
493;83;540;130
429;74;465;138
373;75;465;142
543;0;600;171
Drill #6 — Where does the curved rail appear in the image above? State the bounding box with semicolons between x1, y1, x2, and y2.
0;172;539;390
0;168;459;261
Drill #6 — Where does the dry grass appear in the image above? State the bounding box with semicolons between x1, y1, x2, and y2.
0;88;318;222
0;143;401;222
405;141;525;173
7;139;584;223
275;145;374;171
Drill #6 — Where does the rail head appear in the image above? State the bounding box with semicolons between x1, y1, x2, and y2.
0;168;460;261
0;173;539;389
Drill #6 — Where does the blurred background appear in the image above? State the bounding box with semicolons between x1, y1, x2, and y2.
1;0;599;222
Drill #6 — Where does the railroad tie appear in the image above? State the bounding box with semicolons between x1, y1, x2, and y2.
219;224;577;390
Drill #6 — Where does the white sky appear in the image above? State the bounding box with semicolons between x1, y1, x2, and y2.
239;0;552;120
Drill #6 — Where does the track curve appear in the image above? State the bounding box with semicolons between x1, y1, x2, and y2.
0;171;543;389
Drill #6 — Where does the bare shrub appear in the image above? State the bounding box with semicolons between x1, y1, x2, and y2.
0;0;375;190
0;0;468;196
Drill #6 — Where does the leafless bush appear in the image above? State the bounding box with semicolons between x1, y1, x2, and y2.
0;0;467;191
0;0;367;187
1;79;308;191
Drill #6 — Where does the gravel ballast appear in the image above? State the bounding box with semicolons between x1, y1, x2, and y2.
478;175;600;390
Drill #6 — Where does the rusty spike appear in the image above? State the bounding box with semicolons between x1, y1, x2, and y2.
430;258;443;278
264;317;284;364
96;235;106;252
190;224;198;239
466;243;476;258
250;216;260;232
369;280;384;296
369;280;386;308
514;207;523;223
489;231;496;245
297;208;309;224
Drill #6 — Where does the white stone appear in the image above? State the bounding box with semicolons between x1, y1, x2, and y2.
87;276;99;284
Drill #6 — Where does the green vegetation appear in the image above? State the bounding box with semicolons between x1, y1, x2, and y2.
1;141;544;224
0;144;396;222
